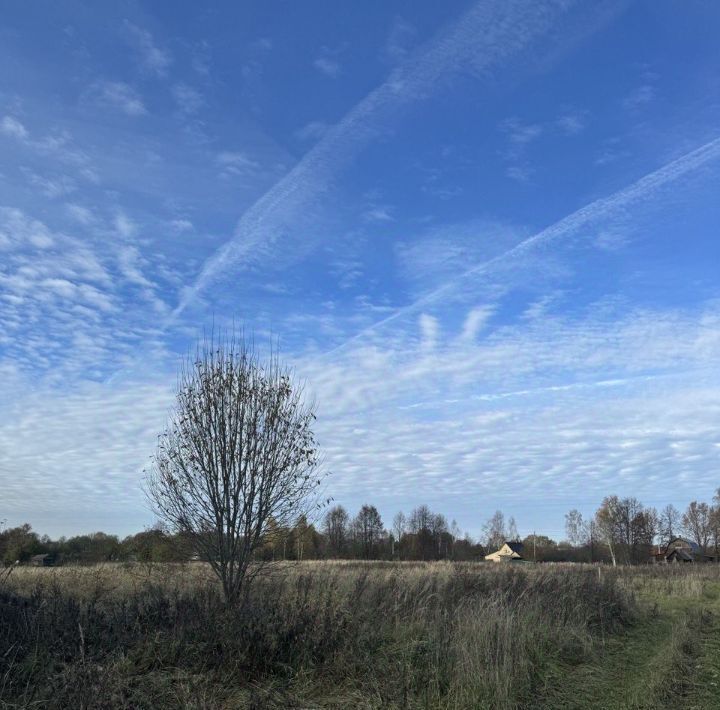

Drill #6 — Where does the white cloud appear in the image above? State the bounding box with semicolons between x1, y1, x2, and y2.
295;121;330;142
114;211;137;238
595;228;630;252
92;81;146;116
623;84;655;110
500;110;587;175
0;207;55;250
384;17;417;64
1;115;28;140
216;151;259;177
170;218;193;233
332;136;720;355
0;376;175;535
123;21;172;77
363;207;394;223
594;142;630;166
502;118;543;145
284;296;720;531
0;205;173;386
418;313;439;350
395;219;524;295
460;306;494;341
65;203;95;225
505;164;533;182
173;0;579;317
172;83;203;114
22;169;77;198
117;245;153;288
14;130;100;184
556;112;585;135
314;56;341;78
499;117;543;177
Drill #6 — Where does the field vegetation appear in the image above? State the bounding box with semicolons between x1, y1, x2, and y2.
3;561;720;709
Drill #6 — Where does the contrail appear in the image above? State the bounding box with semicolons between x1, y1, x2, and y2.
324;136;720;357
170;0;576;321
396;371;683;410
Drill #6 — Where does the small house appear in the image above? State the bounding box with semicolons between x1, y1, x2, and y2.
29;553;54;567
655;538;717;564
666;548;694;563
484;541;524;562
666;538;700;556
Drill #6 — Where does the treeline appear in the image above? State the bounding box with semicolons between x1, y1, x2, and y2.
0;525;188;566
4;491;720;566
289;504;486;561
0;505;603;565
224;504;487;562
1;504;489;565
566;491;720;565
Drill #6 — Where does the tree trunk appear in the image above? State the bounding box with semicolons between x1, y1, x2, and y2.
607;539;617;567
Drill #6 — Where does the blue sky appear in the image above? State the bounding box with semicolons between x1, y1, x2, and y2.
1;1;720;540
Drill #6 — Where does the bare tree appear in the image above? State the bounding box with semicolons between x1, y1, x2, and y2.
323;505;349;557
352;505;384;559
565;510;599;561
658;504;681;547
483;510;506;551
145;333;323;604
595;496;656;565
408;505;435;559
595;496;621;566
565;509;588;546
507;516;519;542
430;513;447;557
616;497;655;564
408;505;433;534
683;501;712;552
450;519;461;559
630;505;657;564
392;511;406;559
711;490;720;556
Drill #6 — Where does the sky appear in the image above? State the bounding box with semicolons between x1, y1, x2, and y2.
1;1;720;540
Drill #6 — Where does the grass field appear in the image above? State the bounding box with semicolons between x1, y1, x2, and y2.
2;561;720;709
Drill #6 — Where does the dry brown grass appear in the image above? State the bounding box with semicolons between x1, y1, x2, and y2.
1;561;636;709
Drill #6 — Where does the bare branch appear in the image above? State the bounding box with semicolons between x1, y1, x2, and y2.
145;330;324;603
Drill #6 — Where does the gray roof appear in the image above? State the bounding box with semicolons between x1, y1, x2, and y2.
667;537;700;552
505;541;524;554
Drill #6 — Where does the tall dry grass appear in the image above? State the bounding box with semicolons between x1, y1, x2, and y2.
1;561;634;709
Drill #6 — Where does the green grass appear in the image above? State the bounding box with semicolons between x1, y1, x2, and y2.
541;570;720;710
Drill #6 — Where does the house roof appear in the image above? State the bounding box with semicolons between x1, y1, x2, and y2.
667;537;700;552
667;548;693;561
505;541;524;553
30;554;50;561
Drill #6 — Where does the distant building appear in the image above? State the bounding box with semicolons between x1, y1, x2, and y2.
653;537;717;564
29;553;54;567
666;548;694;563
484;541;524;562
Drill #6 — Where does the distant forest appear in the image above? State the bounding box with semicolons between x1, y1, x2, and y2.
4;491;720;567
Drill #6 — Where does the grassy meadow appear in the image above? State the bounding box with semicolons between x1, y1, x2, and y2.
2;561;720;709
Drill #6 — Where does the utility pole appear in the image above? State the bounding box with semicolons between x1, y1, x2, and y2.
533;531;536;562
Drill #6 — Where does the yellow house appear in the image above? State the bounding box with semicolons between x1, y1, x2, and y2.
484;541;524;562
